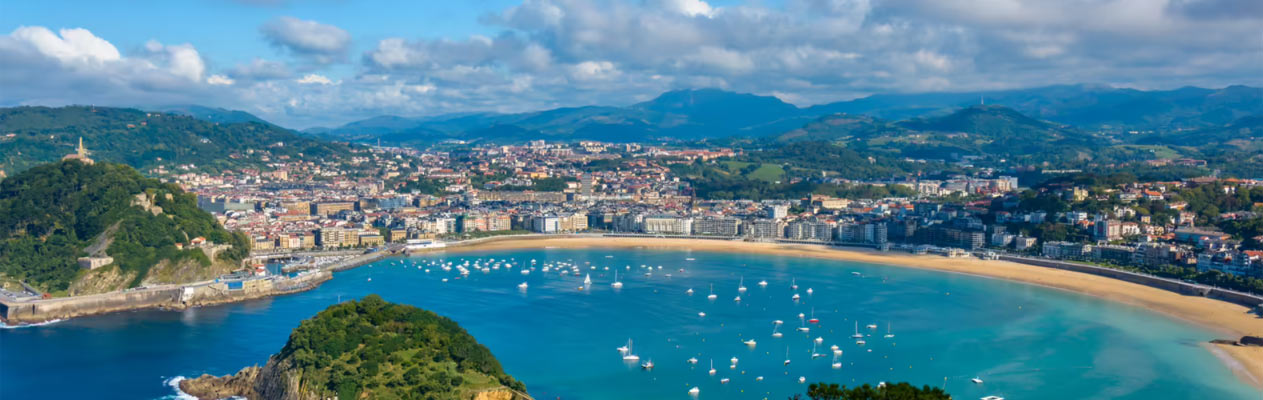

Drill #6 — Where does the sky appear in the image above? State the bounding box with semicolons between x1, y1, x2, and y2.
2;0;1262;129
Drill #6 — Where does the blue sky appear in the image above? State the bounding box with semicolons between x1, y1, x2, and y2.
2;0;1261;128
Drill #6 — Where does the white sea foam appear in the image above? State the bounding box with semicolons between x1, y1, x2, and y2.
161;375;246;400
161;376;198;400
0;318;64;329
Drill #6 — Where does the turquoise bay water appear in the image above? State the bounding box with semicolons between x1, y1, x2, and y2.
1;248;1259;399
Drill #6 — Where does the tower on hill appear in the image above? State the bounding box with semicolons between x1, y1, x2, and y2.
62;137;94;164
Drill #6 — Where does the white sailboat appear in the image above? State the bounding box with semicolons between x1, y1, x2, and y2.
738;276;747;293
611;270;623;289
622;339;640;361
708;359;717;375
783;347;792;365
584;273;592;286
884;322;895;338
791;278;798;290
707;284;718;301
851;322;864;339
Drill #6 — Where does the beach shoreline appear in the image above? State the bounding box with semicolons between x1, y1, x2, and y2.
419;235;1263;389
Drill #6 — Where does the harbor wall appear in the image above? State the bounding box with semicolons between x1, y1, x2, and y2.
0;271;331;325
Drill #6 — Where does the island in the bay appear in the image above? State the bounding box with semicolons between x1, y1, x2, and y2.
178;294;529;400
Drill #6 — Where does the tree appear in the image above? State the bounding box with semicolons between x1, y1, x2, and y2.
790;382;951;400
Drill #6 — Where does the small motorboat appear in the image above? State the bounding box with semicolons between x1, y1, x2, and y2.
688;387;700;396
972;377;984;384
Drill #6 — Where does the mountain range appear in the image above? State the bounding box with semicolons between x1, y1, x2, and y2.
299;84;1263;145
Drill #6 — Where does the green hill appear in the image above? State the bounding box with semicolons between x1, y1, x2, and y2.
779;105;1106;163
0;160;248;295
777;113;903;142
180;295;528;400
0;106;353;174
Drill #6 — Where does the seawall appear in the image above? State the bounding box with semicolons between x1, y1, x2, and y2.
0;271;331;325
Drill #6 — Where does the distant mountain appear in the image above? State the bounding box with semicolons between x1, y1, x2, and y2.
152;105;272;125
313;89;810;144
809;84;1263;131
0;160;249;294
0;106;354;173
179;295;527;400
311;85;1260;145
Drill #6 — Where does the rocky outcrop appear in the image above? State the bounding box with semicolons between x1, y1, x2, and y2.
180;366;261;400
1210;336;1263;347
1242;336;1263;347
181;356;532;400
472;389;531;400
180;356;320;400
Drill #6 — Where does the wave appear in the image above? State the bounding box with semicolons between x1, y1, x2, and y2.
0;318;64;329
159;376;197;400
159;376;245;400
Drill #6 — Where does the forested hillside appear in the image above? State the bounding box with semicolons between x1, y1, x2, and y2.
0;106;352;174
0;160;248;294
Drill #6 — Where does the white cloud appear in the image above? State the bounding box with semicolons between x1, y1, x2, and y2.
656;0;716;17
207;74;235;85
5;0;1263;129
10;26;120;65
142;40;206;82
296;73;333;85
567;60;620;81
261;16;350;64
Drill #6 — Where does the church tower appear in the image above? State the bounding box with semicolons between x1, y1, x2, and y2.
62;137;94;164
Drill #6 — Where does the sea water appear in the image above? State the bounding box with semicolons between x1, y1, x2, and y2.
1;248;1258;399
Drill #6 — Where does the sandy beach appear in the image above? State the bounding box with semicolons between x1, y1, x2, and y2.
429;235;1263;389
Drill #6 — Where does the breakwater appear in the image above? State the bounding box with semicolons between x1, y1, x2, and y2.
0;270;331;325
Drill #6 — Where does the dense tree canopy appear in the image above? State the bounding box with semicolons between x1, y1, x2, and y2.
790;382;951;400
0;160;247;292
279;295;525;400
0;106;352;173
